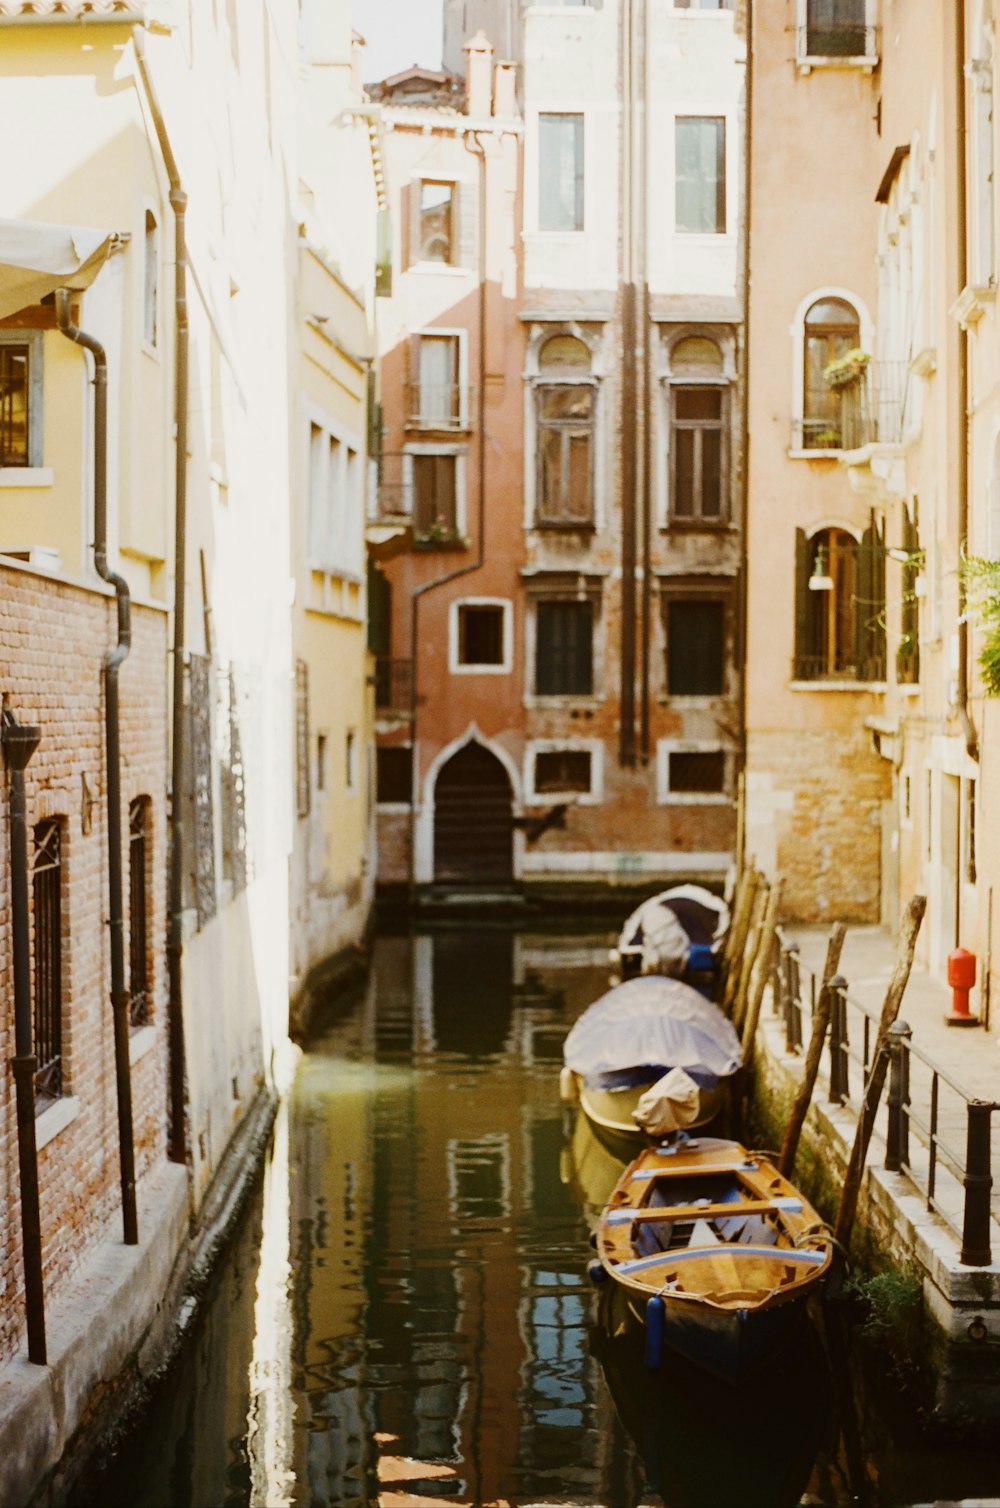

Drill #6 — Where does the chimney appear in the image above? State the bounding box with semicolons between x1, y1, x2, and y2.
464;30;494;117
493;61;517;119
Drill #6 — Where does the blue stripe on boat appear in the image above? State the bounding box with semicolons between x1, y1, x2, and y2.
615;1245;827;1275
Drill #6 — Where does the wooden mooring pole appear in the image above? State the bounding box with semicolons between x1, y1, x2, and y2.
833;895;927;1251
778;922;847;1178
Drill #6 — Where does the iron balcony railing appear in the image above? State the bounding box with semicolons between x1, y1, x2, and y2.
798;23;878;60
774;933;1000;1265
792;361;910;453
374;657;414;714
792;651;887;683
404;382;474;431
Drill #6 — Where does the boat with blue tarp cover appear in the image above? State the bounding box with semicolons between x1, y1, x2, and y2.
561;975;743;1153
591;1134;834;1382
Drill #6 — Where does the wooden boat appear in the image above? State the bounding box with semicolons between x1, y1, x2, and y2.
591;1135;833;1382
562;976;742;1155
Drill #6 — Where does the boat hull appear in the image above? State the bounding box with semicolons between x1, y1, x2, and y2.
622;1281;812;1383
576;1073;726;1156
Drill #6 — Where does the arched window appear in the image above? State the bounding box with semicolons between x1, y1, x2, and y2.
535;335;595;527
667;335;728;523
802;297;861;449
794;523;886;680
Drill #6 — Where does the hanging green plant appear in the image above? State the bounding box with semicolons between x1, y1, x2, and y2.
960;554;1000;695
823;348;871;388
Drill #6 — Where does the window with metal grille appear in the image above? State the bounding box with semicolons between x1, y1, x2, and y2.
32;820;63;1100
668;750;726;794
129;799;151;1028
534;749;592;793
535;600;593;695
377;745;414;804
458;604;505;666
0;342;30;466
665;597;725;695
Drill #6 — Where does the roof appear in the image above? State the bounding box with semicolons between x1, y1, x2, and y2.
0;1;143;20
366;65;465;107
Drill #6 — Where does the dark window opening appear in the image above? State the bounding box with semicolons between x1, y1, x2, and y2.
535;599;594;695
33;819;63;1100
413;453;457;534
665;597;725;695
535;749;592;793
0;344;30;466
669;750;726;794
377;746;414;804
129;799;150;1029
793;524;886;681
458;604;505;666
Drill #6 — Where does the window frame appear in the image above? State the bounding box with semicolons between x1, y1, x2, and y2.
533;596;595;697
667;380;730;527
656;739;732;805
305;404;365;579
417;178;456;266
660;582;733;701
449;597;513;675
32;816;65;1102
789;288;872;457
674;115;727;236
0;329;44;471
525;739;603;805
405;443;467;539
376;744;415;808
533;379;597;528
524;576;605;705
537;111;586;233
409;328;470;431
796;0;879;69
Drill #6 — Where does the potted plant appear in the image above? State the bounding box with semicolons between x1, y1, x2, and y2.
823;348;871;388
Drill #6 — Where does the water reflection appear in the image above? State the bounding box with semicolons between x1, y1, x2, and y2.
81;924;1000;1508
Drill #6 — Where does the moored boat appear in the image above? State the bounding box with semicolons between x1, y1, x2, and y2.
591;1135;833;1382
561;976;742;1153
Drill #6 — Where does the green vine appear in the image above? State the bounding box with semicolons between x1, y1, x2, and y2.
961;554;1000;694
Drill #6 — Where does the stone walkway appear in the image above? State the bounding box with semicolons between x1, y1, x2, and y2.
785;925;1000;1232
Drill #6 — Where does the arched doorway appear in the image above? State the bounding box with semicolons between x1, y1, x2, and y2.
433;741;514;883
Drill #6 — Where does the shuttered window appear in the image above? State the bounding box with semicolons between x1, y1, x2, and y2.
793;523;886;680
412;453;457;534
665;597;725;695
535;600;593;695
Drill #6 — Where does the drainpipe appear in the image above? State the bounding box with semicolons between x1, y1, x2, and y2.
2;710;46;1363
133;26;189;1163
407;129;490;890
735;0;753;871
619;0;637;768
55;291;138;1247
639;0;652;765
955;0;979;766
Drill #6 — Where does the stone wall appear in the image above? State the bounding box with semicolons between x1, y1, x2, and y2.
0;564;169;1367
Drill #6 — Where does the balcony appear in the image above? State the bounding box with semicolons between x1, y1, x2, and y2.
797;23;878;69
404;382;474;432
792;361;909;455
374;657;414;715
792;651;887;684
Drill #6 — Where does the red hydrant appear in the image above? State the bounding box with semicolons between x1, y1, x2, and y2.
945;947;979;1027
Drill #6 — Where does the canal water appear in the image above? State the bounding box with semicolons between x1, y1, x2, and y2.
82;923;1000;1508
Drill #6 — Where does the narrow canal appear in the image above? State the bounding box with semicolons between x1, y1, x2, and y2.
82;923;1000;1508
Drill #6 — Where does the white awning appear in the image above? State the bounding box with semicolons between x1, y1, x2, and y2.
0;219;118;320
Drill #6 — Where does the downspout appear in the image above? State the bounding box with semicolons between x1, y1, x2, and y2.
639;0;652;765
735;0;753;871
619;0;637;767
55;291;139;1247
408;129;489;889
2;710;46;1363
955;0;979;765
133;26;189;1163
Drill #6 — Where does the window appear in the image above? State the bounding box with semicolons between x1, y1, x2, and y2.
534;334;594;527
671;387;726;522
801;298;860;450
675;117;726;234
965;779;977;884
308;419;362;573
539;113;584;232
454;601;510;670
316;733;328;791
793;524;886;681
896;502;920;685
0;339;32;466
418;181;454;263
669;750;725;793
412;452;458;534
534;749;592;793
295;658;310;818
144;210;158;347
535;600;593;695
129;799;150;1028
412;334;462;427
664;596;726;695
346;730;356;790
803;0;869;57
377;746;413;804
33;820;63;1101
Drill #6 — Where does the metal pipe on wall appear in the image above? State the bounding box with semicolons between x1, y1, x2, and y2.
618;0;637;769
955;0;979;767
55;291;139;1247
132;26;189;1164
2;710;46;1363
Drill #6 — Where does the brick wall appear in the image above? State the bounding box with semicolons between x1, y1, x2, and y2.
0;565;169;1365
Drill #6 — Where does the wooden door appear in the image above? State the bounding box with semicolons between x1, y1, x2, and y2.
433;742;513;883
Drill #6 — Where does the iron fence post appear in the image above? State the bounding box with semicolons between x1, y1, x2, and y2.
828;975;848;1104
885;1020;912;1173
960;1101;996;1267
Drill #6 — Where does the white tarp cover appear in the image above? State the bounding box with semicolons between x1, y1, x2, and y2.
563;975;743;1080
617;884;731;976
0;219;116;320
632;1066;703;1137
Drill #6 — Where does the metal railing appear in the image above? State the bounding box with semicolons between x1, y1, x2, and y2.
375;657;414;714
798;23;878;60
774;934;999;1265
791;362;910;453
791;651;887;683
404;382;474;431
